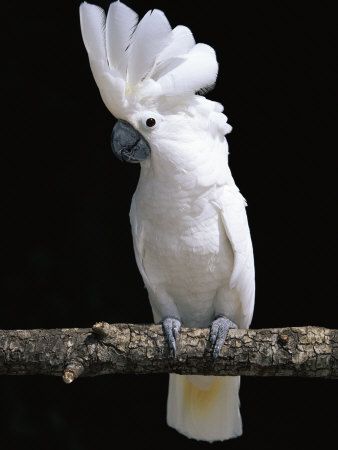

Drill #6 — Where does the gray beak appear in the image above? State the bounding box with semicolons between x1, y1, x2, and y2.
111;120;151;163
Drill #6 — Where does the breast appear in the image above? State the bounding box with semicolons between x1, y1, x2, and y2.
130;168;235;326
141;211;233;281
138;206;234;325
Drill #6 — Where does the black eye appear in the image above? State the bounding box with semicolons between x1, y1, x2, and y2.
146;117;156;128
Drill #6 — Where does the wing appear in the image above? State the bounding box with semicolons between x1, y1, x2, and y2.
129;197;162;324
213;186;255;328
129;196;150;286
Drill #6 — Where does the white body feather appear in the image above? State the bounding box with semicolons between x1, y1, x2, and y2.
130;107;254;330
80;1;255;442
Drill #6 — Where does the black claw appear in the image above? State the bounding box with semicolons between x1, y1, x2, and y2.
161;317;181;357
209;315;237;359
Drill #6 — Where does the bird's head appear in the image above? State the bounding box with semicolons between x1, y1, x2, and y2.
80;1;232;166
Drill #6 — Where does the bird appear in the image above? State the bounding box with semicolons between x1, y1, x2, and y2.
79;1;255;442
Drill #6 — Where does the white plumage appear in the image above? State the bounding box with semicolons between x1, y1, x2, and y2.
106;1;138;75
126;9;172;85
80;1;255;442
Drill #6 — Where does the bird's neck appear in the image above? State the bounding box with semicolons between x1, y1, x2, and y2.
139;137;233;191
135;145;235;210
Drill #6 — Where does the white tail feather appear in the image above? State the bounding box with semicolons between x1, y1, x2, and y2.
167;374;242;442
127;9;172;85
106;1;138;75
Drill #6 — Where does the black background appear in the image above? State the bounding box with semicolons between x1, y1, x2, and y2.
1;1;337;449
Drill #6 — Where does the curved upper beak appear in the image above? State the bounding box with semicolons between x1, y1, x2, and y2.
111;120;151;163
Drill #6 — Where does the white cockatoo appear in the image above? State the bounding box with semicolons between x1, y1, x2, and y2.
80;1;255;442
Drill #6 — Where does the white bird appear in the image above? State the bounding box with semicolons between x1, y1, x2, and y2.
80;1;255;442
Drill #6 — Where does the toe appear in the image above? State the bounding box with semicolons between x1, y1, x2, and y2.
213;343;222;359
161;317;181;357
173;323;180;340
209;315;238;359
170;337;176;355
209;323;219;346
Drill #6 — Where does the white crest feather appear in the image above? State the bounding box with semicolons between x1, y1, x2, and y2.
80;2;219;116
151;26;195;81
151;57;186;82
80;3;106;60
157;44;218;96
127;9;172;86
106;1;138;76
156;26;195;63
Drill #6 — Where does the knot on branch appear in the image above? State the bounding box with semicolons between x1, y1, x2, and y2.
92;321;111;339
278;333;289;346
63;359;85;384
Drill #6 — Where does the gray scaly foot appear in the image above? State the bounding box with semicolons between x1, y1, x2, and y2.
210;315;238;359
161;317;181;357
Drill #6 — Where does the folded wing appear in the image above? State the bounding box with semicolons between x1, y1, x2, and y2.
213;187;255;328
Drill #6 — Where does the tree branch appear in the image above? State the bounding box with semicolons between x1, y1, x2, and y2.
0;323;337;381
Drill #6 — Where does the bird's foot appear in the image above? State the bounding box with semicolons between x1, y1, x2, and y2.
209;315;238;359
161;316;181;357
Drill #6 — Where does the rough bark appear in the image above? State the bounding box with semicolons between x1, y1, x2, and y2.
0;323;337;382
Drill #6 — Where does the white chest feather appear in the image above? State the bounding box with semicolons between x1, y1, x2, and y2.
130;172;235;325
